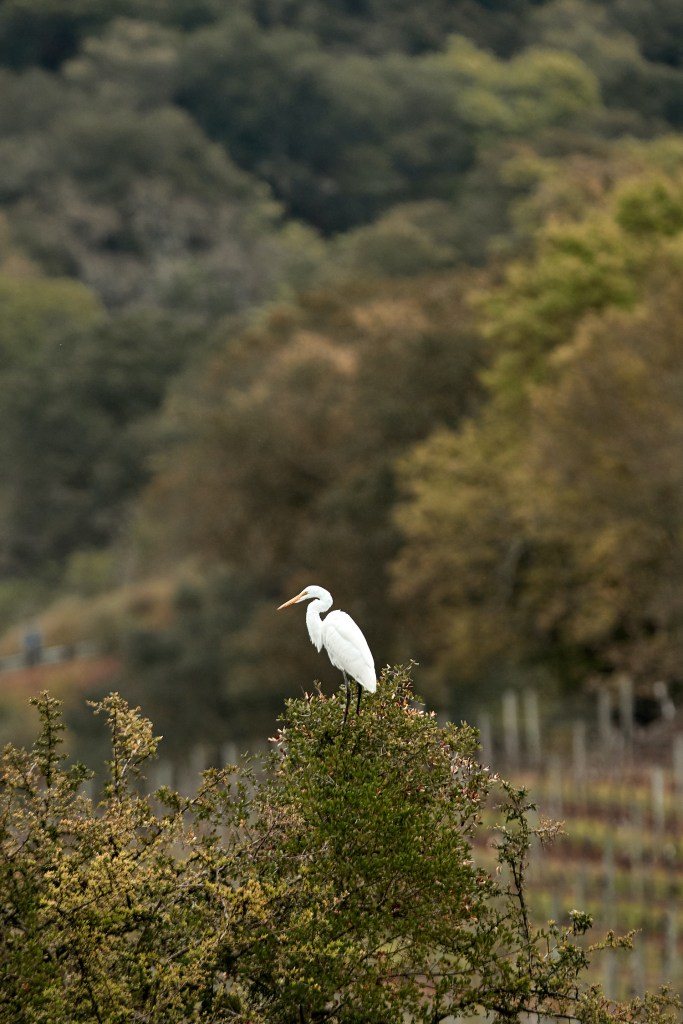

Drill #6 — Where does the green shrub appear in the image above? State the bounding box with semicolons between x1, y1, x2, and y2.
0;667;680;1023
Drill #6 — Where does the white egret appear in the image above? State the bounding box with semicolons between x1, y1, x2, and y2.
277;585;376;724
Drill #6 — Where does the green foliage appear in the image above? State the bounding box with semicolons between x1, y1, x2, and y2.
478;214;643;402
0;26;295;314
326;200;461;279
177;16;476;233
434;34;600;140
0;690;251;1022
496;272;683;683
0;300;201;574
121;570;267;757
0;0;226;70
0;0;102;71
531;0;683;129
138;274;482;705
3;674;679;1022
615;176;683;235
3;95;281;311
63;18;182;108
0;0;671;303
601;0;683;70
393;163;683;692
176;19;608;234
0;274;102;364
247;0;541;57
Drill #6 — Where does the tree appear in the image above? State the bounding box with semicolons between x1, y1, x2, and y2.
0;0;226;70
432;35;601;142
63;18;182;110
393;165;683;697
5;99;282;311
602;0;683;70
325;199;461;279
531;0;683;129
177;16;475;233
0;296;201;575
0;0;103;70
0;41;298;314
121;569;272;759
138;273;483;713
249;0;543;57
2;676;679;1023
502;272;683;685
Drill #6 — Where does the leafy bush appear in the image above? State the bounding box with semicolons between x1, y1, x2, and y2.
1;668;680;1022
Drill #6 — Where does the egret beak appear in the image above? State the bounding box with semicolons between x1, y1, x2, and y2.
277;590;307;610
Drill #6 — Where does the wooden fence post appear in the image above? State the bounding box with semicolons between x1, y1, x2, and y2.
603;834;616;926
176;743;208;796
149;758;174;793
221;741;238;766
630;803;645;904
547;755;563;820
603;948;616;1000
618;673;634;752
650;766;666;844
597;688;613;750
502;689;520;769
477;711;493;768
572;720;587;778
522;688;542;765
673;733;683;819
664;908;679;988
630;944;646;997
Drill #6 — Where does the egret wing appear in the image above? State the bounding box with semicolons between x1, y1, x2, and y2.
322;610;376;692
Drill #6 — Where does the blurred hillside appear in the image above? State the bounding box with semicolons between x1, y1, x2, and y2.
2;0;683;760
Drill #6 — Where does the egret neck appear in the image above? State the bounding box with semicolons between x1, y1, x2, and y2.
306;593;332;653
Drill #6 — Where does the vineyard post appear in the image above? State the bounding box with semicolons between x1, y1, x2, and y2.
650;766;666;838
548;754;563;819
603;832;616;927
477;710;493;768
618;674;634;754
148;755;174;794
221;740;238;765
598;688;613;750
630;802;646;904
673;733;683;821
572;719;587;778
502;689;520;769
630;943;646;997
603;947;617;1000
664;908;679;989
522;688;542;765
177;742;209;795
572;719;588;814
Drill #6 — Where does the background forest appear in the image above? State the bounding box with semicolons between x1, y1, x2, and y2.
2;0;683;761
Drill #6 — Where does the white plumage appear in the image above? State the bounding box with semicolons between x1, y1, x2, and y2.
278;584;376;722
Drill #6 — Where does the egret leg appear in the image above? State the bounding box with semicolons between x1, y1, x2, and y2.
356;682;362;716
342;672;351;727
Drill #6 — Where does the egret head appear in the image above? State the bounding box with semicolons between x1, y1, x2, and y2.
277;585;332;610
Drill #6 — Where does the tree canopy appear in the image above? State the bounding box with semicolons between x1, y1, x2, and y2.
393;161;683;695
